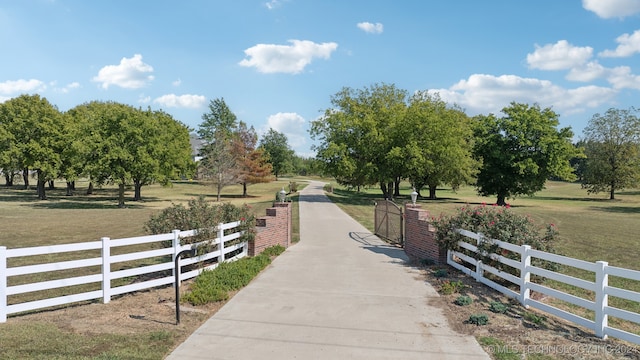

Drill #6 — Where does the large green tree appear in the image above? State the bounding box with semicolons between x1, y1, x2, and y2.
198;98;237;141
310;83;407;198
581;107;640;200
130;108;193;201
259;128;294;180
69;101;192;207
404;91;475;199
0;94;65;199
473;102;578;206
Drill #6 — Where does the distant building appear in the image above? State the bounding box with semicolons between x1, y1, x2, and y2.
189;133;204;162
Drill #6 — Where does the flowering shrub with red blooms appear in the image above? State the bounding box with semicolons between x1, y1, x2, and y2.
432;204;558;274
145;196;256;247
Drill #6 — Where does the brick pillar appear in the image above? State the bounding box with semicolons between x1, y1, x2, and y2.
404;204;447;264
250;202;292;256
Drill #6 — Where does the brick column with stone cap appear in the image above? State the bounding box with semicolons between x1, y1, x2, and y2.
250;202;292;256
403;204;447;264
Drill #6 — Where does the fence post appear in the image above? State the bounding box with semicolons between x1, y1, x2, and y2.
595;260;609;339
218;223;225;264
520;245;531;308
475;233;484;281
0;246;6;323
475;260;484;282
101;237;111;304
172;230;180;287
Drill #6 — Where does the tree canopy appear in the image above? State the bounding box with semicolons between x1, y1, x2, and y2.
404;91;476;199
581;107;640;200
259;128;294;180
0;94;66;199
197;98;272;199
310;83;408;198
68;101;192;207
311;83;476;199
473;102;579;205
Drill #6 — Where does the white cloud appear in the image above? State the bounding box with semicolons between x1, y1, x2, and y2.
265;112;307;149
172;78;182;87
92;54;154;89
138;95;151;104
599;30;640;57
239;40;338;74
153;94;207;108
0;79;46;95
265;0;284;9
607;66;640;89
54;81;80;94
357;22;384;34
526;40;593;70
434;73;617;116
582;0;640;19
566;61;608;82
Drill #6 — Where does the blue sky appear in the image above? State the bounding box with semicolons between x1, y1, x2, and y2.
1;0;640;156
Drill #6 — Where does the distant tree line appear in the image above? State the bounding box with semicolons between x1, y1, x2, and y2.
189;97;324;200
311;82;640;203
0;94;193;207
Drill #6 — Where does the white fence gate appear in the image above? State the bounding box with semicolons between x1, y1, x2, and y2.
448;229;640;346
0;221;246;322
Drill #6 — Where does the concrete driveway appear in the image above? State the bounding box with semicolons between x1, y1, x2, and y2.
166;180;489;359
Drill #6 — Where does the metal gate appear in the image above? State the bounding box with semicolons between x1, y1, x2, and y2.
374;199;403;245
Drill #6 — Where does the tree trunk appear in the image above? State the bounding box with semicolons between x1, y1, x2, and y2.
242;182;247;197
86;182;94;195
134;180;142;201
4;173;12;186
496;194;507;206
387;181;394;200
70;181;75;190
610;180;615;200
428;185;437;199
394;178;401;197
66;182;74;196
118;182;126;208
380;182;389;199
217;173;222;201
48;180;55;189
36;170;47;200
22;168;29;189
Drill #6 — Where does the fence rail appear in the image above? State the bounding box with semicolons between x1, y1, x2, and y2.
447;229;640;346
0;221;246;322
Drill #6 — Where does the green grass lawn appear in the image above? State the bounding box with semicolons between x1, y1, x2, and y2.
326;180;640;336
0;177;304;360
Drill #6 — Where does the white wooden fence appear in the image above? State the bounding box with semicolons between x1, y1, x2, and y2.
0;221;246;323
448;229;640;346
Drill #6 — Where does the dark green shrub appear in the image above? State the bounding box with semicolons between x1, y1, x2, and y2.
468;313;489;326
432;204;559;275
144;196;256;246
454;295;473;306
489;301;509;314
420;258;435;266
183;253;272;305
434;268;448;278
182;245;285;306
